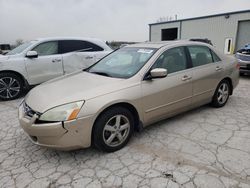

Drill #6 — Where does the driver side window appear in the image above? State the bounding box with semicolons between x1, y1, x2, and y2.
152;47;187;74
32;41;58;56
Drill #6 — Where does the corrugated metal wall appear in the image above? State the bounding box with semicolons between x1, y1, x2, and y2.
181;12;250;52
150;11;250;53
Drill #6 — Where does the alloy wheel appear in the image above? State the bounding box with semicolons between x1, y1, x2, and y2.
103;115;130;147
217;83;229;105
0;77;21;99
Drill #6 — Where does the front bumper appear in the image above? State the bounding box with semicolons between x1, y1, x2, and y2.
18;104;94;150
238;59;250;73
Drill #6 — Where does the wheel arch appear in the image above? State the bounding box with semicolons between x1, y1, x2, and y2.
0;70;29;88
91;102;142;145
222;77;233;95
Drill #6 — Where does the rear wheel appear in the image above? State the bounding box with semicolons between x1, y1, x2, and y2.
211;80;230;108
0;73;24;101
93;107;134;152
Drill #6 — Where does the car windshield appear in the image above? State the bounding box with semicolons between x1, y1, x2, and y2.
87;47;157;78
7;41;35;55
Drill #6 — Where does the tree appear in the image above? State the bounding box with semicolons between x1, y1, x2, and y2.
15;39;24;47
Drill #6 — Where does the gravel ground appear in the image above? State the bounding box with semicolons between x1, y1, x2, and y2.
0;77;250;188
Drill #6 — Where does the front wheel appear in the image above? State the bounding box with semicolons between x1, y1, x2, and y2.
0;73;24;101
93;107;134;152
211;80;230;108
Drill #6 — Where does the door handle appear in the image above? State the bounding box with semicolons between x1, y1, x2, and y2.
182;75;192;81
85;56;94;59
215;66;222;71
52;59;61;63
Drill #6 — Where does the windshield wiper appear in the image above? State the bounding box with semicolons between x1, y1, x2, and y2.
90;71;112;77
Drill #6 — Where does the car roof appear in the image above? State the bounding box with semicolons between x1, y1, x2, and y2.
126;40;211;49
36;37;105;42
34;37;112;50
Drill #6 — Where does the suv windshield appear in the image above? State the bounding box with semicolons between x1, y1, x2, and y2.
237;44;250;55
87;47;156;78
7;41;35;55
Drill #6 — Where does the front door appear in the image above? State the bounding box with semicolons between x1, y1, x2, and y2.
25;41;63;85
141;46;193;124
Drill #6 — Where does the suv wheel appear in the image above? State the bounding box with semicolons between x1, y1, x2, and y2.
211;80;230;108
0;73;24;101
93;107;134;152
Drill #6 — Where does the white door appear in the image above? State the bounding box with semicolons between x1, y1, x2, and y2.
59;40;105;73
62;51;97;74
25;41;63;85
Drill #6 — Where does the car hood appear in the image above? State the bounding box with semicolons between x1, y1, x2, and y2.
25;71;129;113
0;55;10;61
0;54;23;62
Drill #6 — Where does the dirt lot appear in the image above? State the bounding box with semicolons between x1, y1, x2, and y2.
0;77;250;188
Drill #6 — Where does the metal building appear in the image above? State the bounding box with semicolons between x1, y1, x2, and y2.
149;10;250;54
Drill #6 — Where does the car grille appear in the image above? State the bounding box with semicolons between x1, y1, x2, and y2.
236;53;250;61
23;103;38;118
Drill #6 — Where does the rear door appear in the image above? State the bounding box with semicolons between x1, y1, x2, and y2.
141;46;193;124
186;45;224;106
25;41;63;85
59;40;104;73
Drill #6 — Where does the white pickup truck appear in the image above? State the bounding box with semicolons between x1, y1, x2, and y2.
0;37;113;100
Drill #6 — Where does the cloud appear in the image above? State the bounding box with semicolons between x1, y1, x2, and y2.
0;0;249;44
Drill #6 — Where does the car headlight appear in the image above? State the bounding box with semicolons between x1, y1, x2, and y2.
39;101;84;122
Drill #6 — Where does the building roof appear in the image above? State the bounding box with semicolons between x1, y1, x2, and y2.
149;9;250;26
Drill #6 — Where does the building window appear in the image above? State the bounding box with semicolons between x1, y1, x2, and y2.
224;38;233;54
161;28;178;41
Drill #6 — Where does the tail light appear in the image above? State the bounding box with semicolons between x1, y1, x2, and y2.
236;63;240;69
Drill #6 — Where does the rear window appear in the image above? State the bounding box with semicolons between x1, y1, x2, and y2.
59;40;103;54
188;46;213;67
210;50;221;62
187;46;222;67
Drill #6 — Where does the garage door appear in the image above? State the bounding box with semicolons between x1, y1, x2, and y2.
236;20;250;51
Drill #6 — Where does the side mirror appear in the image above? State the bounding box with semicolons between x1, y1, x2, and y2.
146;68;167;80
26;51;38;58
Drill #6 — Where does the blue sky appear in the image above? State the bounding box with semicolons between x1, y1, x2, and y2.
0;0;249;44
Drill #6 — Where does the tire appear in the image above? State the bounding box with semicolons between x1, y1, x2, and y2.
0;72;24;101
211;80;230;108
93;107;134;152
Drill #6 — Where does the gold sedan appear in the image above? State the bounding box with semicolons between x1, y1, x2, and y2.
19;41;239;152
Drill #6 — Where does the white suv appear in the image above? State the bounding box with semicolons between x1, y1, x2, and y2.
0;37;112;100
